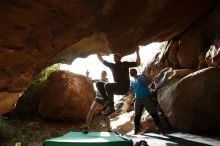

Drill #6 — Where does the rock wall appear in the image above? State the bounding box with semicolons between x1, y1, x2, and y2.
0;0;220;133
0;0;217;95
145;17;220;131
143;14;220;131
158;67;220;132
145;4;220;77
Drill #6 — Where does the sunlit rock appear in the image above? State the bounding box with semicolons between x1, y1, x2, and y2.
111;111;160;134
114;95;134;116
38;70;94;121
206;45;220;67
144;46;167;80
111;112;134;134
206;37;220;67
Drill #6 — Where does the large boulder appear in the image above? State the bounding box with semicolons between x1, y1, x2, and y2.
38;70;95;121
158;67;220;132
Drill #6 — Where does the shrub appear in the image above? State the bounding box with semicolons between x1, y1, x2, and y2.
22;64;60;100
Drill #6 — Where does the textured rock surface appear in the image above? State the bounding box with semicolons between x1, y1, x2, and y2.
38;70;94;121
0;92;21;115
111;110;169;134
1;0;220;133
0;0;217;94
158;67;220;132
145;3;220;77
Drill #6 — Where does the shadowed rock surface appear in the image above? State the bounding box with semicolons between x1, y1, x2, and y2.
158;67;220;132
38;70;94;121
0;0;217;97
1;0;220;133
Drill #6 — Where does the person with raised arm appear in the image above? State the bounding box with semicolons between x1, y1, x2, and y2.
129;68;165;135
96;48;140;116
83;70;111;134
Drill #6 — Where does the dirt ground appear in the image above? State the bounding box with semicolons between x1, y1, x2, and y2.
1;116;105;146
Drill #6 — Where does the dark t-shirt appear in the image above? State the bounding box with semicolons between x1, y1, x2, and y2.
103;60;137;85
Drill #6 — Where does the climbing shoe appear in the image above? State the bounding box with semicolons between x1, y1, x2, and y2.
82;127;88;134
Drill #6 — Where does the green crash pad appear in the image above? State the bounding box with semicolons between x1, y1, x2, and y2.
43;131;132;146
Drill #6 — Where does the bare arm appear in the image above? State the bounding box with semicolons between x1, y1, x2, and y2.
128;87;134;96
136;47;140;66
97;53;104;63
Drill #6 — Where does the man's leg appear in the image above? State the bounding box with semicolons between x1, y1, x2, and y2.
143;96;166;135
96;82;109;111
104;83;117;107
143;96;160;125
103;82;129;116
134;99;143;134
105;82;129;106
96;82;108;101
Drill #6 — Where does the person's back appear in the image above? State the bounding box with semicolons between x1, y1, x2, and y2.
131;74;151;99
129;68;165;135
106;61;136;85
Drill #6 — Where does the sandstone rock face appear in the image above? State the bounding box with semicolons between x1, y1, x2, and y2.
0;92;21;115
177;22;210;69
158;67;220;132
145;4;220;77
0;1;217;110
0;0;220;134
144;46;167;80
38;70;95;121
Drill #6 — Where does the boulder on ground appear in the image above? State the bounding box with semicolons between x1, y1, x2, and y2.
158;67;220;132
38;70;95;121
